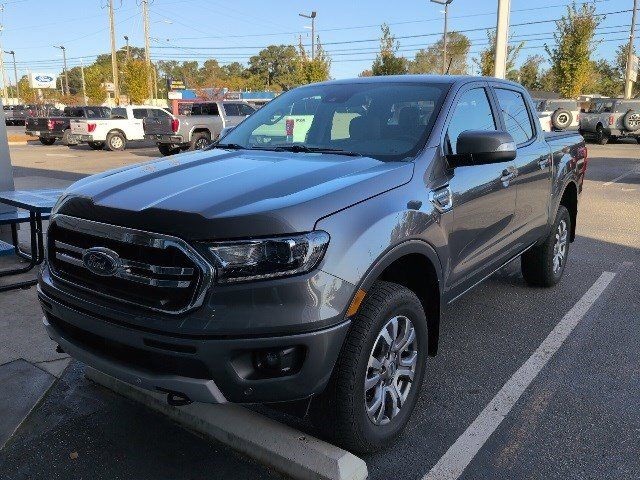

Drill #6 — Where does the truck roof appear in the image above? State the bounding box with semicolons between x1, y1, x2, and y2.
308;74;526;90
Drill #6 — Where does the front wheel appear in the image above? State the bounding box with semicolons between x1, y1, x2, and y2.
39;137;55;145
313;281;428;453
521;205;571;287
595;125;609;145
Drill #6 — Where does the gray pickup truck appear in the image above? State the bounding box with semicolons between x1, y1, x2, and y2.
144;100;256;155
578;97;640;144
40;75;586;453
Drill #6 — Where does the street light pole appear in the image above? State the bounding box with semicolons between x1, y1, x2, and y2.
53;46;69;95
430;0;454;75
624;0;638;99
4;50;18;101
299;11;317;60
80;58;88;105
142;0;153;103
493;0;511;79
0;26;9;103
124;35;130;62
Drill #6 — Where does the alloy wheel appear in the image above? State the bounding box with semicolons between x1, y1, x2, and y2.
364;315;418;426
552;219;568;274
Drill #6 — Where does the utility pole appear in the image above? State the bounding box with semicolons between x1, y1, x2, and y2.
80;58;88;104
493;0;511;79
624;0;638;99
0;26;9;103
4;50;18;101
142;0;153;104
109;0;120;104
124;35;130;61
54;46;69;95
299;11;317;60
430;0;454;74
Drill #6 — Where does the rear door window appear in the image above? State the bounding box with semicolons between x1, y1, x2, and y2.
494;88;535;145
238;103;256;116
111;108;128;119
132;108;149;119
223;104;240;116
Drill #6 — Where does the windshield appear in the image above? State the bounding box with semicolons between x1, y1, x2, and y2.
220;82;448;161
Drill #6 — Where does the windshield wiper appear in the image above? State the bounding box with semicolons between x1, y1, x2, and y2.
212;143;246;150
273;145;363;156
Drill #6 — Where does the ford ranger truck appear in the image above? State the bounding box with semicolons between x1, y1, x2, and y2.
39;75;587;454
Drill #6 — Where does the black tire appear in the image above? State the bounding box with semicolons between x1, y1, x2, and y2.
190;131;211;150
635;137;640;144
521;205;571;288
595;125;609;145
622;110;640;131
88;141;105;150
39;137;55;145
158;144;181;156
62;129;77;146
105;131;126;151
313;281;428;453
551;108;572;130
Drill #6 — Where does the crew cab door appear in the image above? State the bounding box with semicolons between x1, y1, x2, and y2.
491;86;552;245
441;84;517;300
222;103;254;127
130;108;149;140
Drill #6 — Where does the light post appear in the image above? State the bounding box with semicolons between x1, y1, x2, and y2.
3;50;18;101
494;0;511;79
430;0;453;75
124;35;130;61
299;11;317;60
53;45;69;95
624;0;638;99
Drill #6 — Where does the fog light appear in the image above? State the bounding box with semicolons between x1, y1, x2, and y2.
253;346;304;377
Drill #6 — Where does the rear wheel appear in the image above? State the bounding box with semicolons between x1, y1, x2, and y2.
62;129;77;146
312;281;428;453
39;137;55;145
105;131;126;151
158;144;181;156
88;141;104;150
190;132;211;150
595;125;609;145
521;205;571;287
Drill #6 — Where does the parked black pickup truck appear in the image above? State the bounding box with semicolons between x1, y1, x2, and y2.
39;75;587;453
26;106;111;146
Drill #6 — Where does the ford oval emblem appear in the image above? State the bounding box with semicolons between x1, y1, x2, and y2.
82;247;120;276
35;75;53;82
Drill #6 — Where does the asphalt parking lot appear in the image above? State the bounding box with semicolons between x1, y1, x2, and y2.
1;140;639;479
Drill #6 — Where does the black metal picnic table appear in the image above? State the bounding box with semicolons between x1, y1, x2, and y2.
0;189;64;293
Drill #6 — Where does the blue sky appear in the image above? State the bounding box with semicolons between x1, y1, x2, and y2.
0;0;633;83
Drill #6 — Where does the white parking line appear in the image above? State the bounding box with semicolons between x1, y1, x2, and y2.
422;271;617;480
602;167;640;187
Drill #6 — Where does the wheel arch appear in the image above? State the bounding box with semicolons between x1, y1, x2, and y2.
354;240;442;356
559;180;578;242
107;128;127;140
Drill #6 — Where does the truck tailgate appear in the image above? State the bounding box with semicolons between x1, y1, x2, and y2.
25;117;50;131
70;120;89;135
143;116;173;136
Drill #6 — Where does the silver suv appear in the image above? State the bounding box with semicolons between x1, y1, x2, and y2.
579;98;640;144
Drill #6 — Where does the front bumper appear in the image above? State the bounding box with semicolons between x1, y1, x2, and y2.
39;273;352;404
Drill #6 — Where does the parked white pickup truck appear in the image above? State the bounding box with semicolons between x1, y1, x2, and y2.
70;105;173;151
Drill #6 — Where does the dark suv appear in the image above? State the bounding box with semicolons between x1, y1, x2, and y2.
39;75;586;453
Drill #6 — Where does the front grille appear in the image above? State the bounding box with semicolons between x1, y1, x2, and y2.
47;215;213;314
47;313;211;379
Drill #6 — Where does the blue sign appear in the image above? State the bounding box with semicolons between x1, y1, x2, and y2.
35;75;54;82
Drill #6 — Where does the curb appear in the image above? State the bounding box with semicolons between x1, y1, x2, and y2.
8;141;28;145
85;367;368;480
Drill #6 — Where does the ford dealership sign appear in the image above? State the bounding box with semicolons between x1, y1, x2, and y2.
28;73;57;89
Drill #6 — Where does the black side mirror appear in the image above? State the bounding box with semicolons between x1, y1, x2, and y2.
447;130;516;168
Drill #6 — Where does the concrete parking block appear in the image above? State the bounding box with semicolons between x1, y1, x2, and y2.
85;366;368;480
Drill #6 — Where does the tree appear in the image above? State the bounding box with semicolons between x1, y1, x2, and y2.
123;60;148;104
371;24;407;76
358;69;373;77
409;32;471;75
474;30;524;77
545;2;602;97
249;45;300;90
84;66;107;104
518;55;545;90
297;36;331;84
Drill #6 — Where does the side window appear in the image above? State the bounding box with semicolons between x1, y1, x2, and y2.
111;107;127;119
132;108;148;119
239;104;255;116
190;104;202;115
223;104;240;116
446;88;496;154
494;88;534;145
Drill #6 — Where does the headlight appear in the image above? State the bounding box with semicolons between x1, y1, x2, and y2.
208;231;330;283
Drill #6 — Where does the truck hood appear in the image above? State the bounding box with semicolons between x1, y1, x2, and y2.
56;148;414;239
